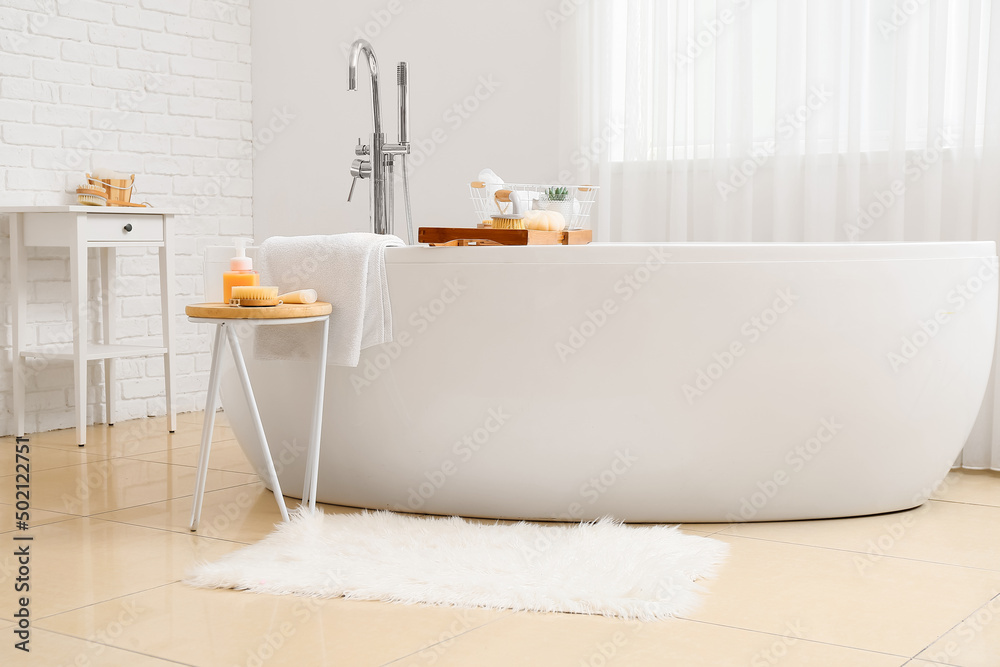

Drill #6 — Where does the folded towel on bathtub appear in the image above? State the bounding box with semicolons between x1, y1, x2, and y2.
254;233;405;367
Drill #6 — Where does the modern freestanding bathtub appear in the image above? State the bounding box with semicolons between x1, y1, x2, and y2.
218;242;998;522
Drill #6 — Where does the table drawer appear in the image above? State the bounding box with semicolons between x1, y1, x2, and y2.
86;215;164;243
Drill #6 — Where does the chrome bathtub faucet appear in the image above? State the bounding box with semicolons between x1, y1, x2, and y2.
347;39;410;236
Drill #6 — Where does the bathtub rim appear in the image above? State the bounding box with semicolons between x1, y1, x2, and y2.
386;241;997;264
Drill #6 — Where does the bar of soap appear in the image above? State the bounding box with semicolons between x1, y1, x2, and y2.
524;210;566;232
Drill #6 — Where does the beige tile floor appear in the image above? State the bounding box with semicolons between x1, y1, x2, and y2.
0;412;998;666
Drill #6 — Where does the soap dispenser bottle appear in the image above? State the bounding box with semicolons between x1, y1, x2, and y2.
223;238;259;303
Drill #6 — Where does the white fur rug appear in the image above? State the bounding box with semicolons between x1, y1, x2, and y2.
185;510;728;620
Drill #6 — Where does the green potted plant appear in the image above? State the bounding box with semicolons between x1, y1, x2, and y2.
544;186;574;222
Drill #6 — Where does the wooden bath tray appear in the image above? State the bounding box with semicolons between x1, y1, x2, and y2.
418;227;592;246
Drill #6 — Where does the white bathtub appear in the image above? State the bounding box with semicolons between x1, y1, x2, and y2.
219;242;998;522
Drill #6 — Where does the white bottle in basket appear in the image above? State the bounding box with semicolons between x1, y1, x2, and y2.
545;187;575;227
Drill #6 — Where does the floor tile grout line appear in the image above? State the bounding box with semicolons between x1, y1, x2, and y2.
5;415;213;441
0;514;82;534
19;435;241;460
9;424;234;446
907;589;1000;664
714;532;1000;573
23;425;224;438
86;514;265;547
930;497;1000;509
0;484;270;547
80;480;281;545
0;440;244;478
1;478;261;525
116;452;254;475
674;616;913;660
378;610;518;666
382;610;913;665
35;625;197;666
6;439;113;452
0;459;113;477
84;480;270;517
85;479;267;518
32;580;181;624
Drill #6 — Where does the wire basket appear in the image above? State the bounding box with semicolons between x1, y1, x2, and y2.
469;181;599;230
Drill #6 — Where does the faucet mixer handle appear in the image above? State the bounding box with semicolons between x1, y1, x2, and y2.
355;138;369;156
348;158;371;202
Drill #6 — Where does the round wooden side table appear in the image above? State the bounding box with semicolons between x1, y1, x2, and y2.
185;302;332;531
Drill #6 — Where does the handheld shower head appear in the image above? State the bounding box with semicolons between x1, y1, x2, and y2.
397;61;409;145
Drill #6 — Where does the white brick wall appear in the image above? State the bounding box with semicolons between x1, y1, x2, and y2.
0;0;253;435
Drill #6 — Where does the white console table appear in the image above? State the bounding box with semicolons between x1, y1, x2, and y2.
2;206;177;446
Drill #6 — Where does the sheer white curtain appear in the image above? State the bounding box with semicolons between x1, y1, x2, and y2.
569;0;1000;469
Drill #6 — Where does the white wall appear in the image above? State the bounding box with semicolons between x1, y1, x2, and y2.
251;0;571;240
0;0;254;433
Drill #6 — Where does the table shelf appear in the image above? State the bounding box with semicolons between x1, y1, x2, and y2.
21;343;169;361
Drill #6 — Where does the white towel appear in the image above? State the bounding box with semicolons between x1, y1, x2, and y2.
254;233;405;367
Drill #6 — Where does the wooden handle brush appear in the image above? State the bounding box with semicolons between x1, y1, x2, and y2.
278;289;318;304
230;286;280;307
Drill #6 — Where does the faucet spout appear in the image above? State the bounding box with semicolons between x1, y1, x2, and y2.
346;39;409;237
348;39;382;135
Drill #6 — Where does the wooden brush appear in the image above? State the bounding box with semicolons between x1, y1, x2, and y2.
76;184;108;206
230;286;280;307
490;188;525;229
278;289;318;304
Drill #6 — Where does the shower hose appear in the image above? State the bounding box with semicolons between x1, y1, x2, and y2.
401;154;415;245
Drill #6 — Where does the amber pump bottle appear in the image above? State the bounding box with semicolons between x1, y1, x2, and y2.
222;238;259;303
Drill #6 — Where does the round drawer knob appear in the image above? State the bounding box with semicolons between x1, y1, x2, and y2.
123;223;133;232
